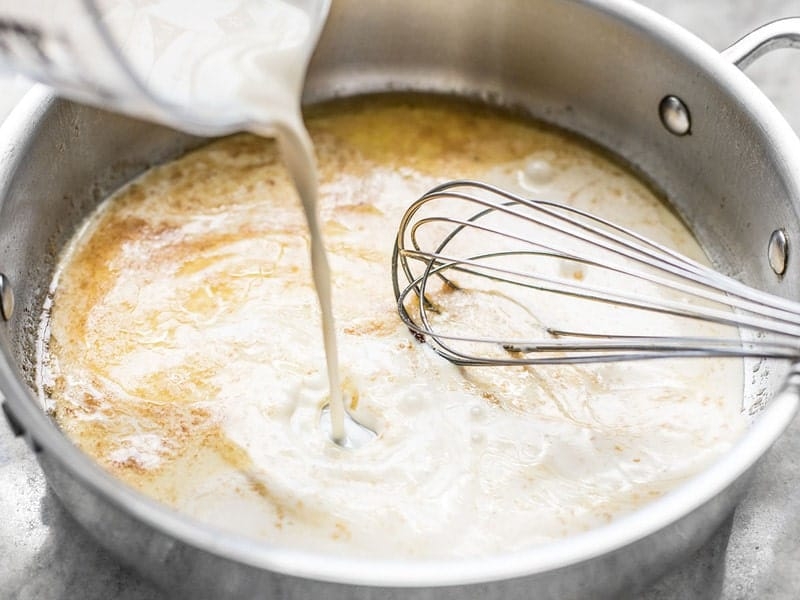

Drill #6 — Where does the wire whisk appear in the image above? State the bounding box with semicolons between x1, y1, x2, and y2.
391;180;800;366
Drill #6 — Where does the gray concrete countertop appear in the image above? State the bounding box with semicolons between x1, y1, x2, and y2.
2;1;800;598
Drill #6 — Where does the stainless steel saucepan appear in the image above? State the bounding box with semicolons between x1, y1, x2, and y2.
2;1;800;598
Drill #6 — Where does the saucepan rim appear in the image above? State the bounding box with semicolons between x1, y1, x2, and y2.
1;0;799;588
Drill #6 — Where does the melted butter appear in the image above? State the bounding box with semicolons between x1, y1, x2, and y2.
39;96;746;558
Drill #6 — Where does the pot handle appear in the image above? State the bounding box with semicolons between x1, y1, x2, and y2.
722;17;800;69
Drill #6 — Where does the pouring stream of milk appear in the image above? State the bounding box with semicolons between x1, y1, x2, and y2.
98;0;353;444
271;120;347;444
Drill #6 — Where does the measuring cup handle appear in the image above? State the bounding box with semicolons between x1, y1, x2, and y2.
722;17;800;69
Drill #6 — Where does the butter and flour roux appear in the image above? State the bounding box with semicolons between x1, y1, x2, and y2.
38;96;746;558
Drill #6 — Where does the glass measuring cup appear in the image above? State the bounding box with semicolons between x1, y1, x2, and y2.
0;0;330;135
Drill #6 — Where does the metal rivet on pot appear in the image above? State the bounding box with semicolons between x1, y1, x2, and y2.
768;229;788;276
659;95;691;136
0;273;13;321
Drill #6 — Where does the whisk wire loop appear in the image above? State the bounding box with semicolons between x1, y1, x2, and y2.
392;180;800;365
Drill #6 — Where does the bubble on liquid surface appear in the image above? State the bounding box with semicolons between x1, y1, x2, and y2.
518;159;555;191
